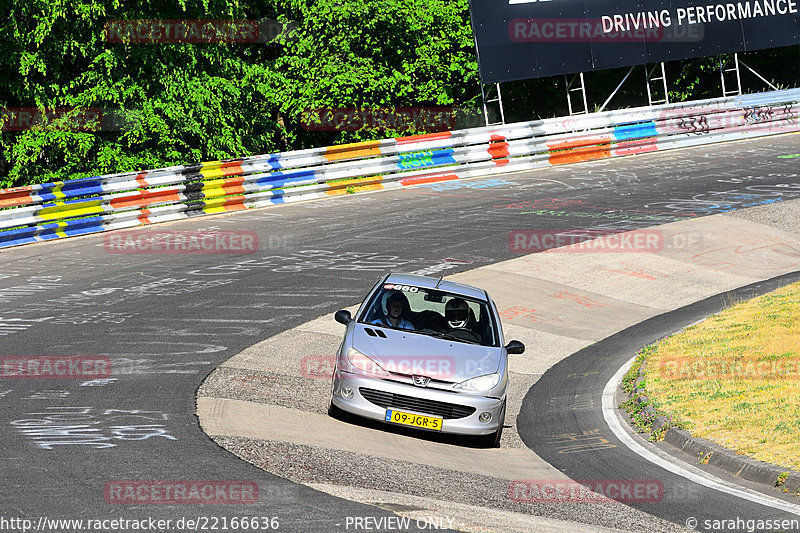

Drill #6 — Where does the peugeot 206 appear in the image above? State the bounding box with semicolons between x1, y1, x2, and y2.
328;273;524;447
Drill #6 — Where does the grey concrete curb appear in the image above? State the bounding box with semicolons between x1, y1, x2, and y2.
663;428;800;495
625;362;800;497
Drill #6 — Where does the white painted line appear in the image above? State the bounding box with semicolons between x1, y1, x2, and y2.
526;177;577;189
602;355;800;516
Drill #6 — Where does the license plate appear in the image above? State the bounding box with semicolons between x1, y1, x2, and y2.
385;409;442;431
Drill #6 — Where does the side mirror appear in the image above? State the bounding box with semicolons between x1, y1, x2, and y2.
505;340;525;355
334;309;352;325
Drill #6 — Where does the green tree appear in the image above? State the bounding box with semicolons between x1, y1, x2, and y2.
271;0;480;148
0;1;287;188
0;0;481;188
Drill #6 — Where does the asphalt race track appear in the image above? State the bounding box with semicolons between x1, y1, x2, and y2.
1;134;800;532
519;272;800;529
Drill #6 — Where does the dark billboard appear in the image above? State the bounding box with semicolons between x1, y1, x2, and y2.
469;0;800;83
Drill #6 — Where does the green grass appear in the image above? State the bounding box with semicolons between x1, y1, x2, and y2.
639;279;800;471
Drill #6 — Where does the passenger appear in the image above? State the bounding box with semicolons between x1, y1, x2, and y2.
372;291;415;330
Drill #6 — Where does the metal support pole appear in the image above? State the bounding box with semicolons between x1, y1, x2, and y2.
739;58;779;91
480;83;506;126
495;84;506;125
598;66;636;113
480;83;490;126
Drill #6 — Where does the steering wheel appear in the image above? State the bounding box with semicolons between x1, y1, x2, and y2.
443;328;481;343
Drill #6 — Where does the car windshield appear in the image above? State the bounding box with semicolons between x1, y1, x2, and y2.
358;282;499;347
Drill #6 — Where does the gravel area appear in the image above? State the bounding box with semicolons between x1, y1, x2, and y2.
198;366;331;414
728;197;800;236
198;366;536;449
213;435;685;533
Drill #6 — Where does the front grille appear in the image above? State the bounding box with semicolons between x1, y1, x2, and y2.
359;388;476;419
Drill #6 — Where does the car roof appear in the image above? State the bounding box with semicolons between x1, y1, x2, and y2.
384;273;488;301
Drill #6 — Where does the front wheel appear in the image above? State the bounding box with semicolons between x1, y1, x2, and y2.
477;425;503;448
327;399;345;419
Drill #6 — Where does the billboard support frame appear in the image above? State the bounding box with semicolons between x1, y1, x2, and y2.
480;82;506;126
720;54;743;97
596;62;671;115
646;63;670;106
741;57;780;91
565;73;589;116
720;53;780;97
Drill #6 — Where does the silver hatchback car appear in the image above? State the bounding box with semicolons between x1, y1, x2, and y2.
328;273;524;447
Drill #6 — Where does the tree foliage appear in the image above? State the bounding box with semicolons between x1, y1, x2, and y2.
0;0;479;188
1;1;288;187
1;1;797;189
272;0;479;147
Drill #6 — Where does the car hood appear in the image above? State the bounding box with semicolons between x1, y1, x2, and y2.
351;324;501;382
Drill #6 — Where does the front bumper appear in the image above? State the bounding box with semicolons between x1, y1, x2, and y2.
330;370;505;435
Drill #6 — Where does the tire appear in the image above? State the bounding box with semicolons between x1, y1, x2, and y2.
478;425;503;448
327;400;345;419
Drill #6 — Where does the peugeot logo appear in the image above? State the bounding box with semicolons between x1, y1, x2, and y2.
413;375;431;387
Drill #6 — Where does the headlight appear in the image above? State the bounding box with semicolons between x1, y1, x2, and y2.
454;373;501;392
346;347;388;377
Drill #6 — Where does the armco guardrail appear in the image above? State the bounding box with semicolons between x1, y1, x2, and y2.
1;89;799;249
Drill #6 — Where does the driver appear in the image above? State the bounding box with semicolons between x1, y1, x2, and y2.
372;291;415;330
445;298;471;328
444;298;481;341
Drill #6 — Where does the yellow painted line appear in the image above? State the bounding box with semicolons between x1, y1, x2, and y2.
37;199;105;221
200;186;228;201
325;141;382;162
54;221;69;239
51;181;66;201
200;161;225;180
201;178;227;189
202;196;227;211
326;176;385;196
202;195;246;214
